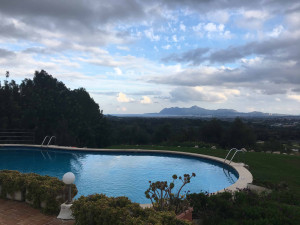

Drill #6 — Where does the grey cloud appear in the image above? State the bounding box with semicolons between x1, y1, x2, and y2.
0;0;145;48
23;47;54;55
163;37;300;65
130;91;161;96
91;91;119;96
162;47;209;65
169;87;225;103
0;0;144;26
292;88;300;93
158;0;300;14
0;19;35;40
0;48;16;58
261;88;287;95
150;56;300;95
209;47;244;64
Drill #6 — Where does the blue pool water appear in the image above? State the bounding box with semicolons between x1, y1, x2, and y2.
0;147;238;203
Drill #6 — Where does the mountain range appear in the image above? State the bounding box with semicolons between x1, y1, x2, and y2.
112;106;289;118
156;106;278;117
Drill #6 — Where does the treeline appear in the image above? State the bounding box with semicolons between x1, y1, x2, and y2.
107;117;256;148
0;70;109;147
1;71;299;150
106;117;300;150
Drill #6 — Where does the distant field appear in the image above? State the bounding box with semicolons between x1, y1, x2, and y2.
108;145;300;198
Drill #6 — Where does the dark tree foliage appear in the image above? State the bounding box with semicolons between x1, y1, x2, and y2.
0;70;109;147
201;119;223;144
225;118;256;148
107;117;260;148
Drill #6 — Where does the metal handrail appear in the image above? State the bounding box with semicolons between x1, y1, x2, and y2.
224;148;238;162
47;136;56;146
41;136;49;146
229;149;244;164
224;148;245;164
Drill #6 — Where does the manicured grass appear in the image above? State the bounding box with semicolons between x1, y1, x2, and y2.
108;145;300;198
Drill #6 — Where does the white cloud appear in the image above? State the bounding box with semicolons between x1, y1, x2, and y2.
268;25;284;38
114;67;122;75
193;22;230;39
237;10;270;30
222;30;232;39
204;23;217;32
223;89;241;96
117;92;134;103
209;10;230;24
244;32;256;39
172;35;178;42
117;46;130;51
194;86;227;102
218;24;225;32
140;96;152;104
241;57;262;65
180;23;186;31
117;107;127;112
170;86;236;103
162;44;171;50
244;10;269;20
287;94;300;102
192;23;203;32
144;28;160;41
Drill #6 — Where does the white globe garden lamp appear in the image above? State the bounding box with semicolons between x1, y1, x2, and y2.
63;172;75;204
63;172;75;184
57;172;76;220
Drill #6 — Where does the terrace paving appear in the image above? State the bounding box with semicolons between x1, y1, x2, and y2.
0;199;74;225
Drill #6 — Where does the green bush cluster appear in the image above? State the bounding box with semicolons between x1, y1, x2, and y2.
0;170;25;197
188;189;300;225
71;194;191;225
0;170;77;214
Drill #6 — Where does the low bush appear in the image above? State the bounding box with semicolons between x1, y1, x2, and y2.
0;170;25;198
188;189;300;225
71;194;191;225
0;170;77;214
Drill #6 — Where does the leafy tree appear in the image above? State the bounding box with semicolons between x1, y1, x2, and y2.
225;118;256;148
0;70;108;147
202;119;223;144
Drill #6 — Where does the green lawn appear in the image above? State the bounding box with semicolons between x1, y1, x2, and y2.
108;145;300;198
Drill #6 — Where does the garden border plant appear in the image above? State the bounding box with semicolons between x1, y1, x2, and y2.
71;193;191;225
145;173;196;214
187;187;300;225
0;170;25;200
0;170;77;214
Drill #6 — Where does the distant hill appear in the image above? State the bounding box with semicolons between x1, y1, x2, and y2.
111;105;288;118
157;105;283;117
107;105;299;118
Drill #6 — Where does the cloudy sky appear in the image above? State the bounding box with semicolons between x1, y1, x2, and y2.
0;0;300;114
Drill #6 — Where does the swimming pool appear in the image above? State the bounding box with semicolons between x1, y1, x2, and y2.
0;146;240;203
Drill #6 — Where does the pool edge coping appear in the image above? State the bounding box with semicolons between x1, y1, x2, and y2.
0;144;253;195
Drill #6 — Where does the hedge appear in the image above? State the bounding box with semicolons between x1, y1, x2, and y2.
71;194;191;225
0;170;77;214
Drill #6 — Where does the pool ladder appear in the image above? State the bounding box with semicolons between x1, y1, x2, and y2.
41;135;56;147
224;148;245;164
40;136;56;160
